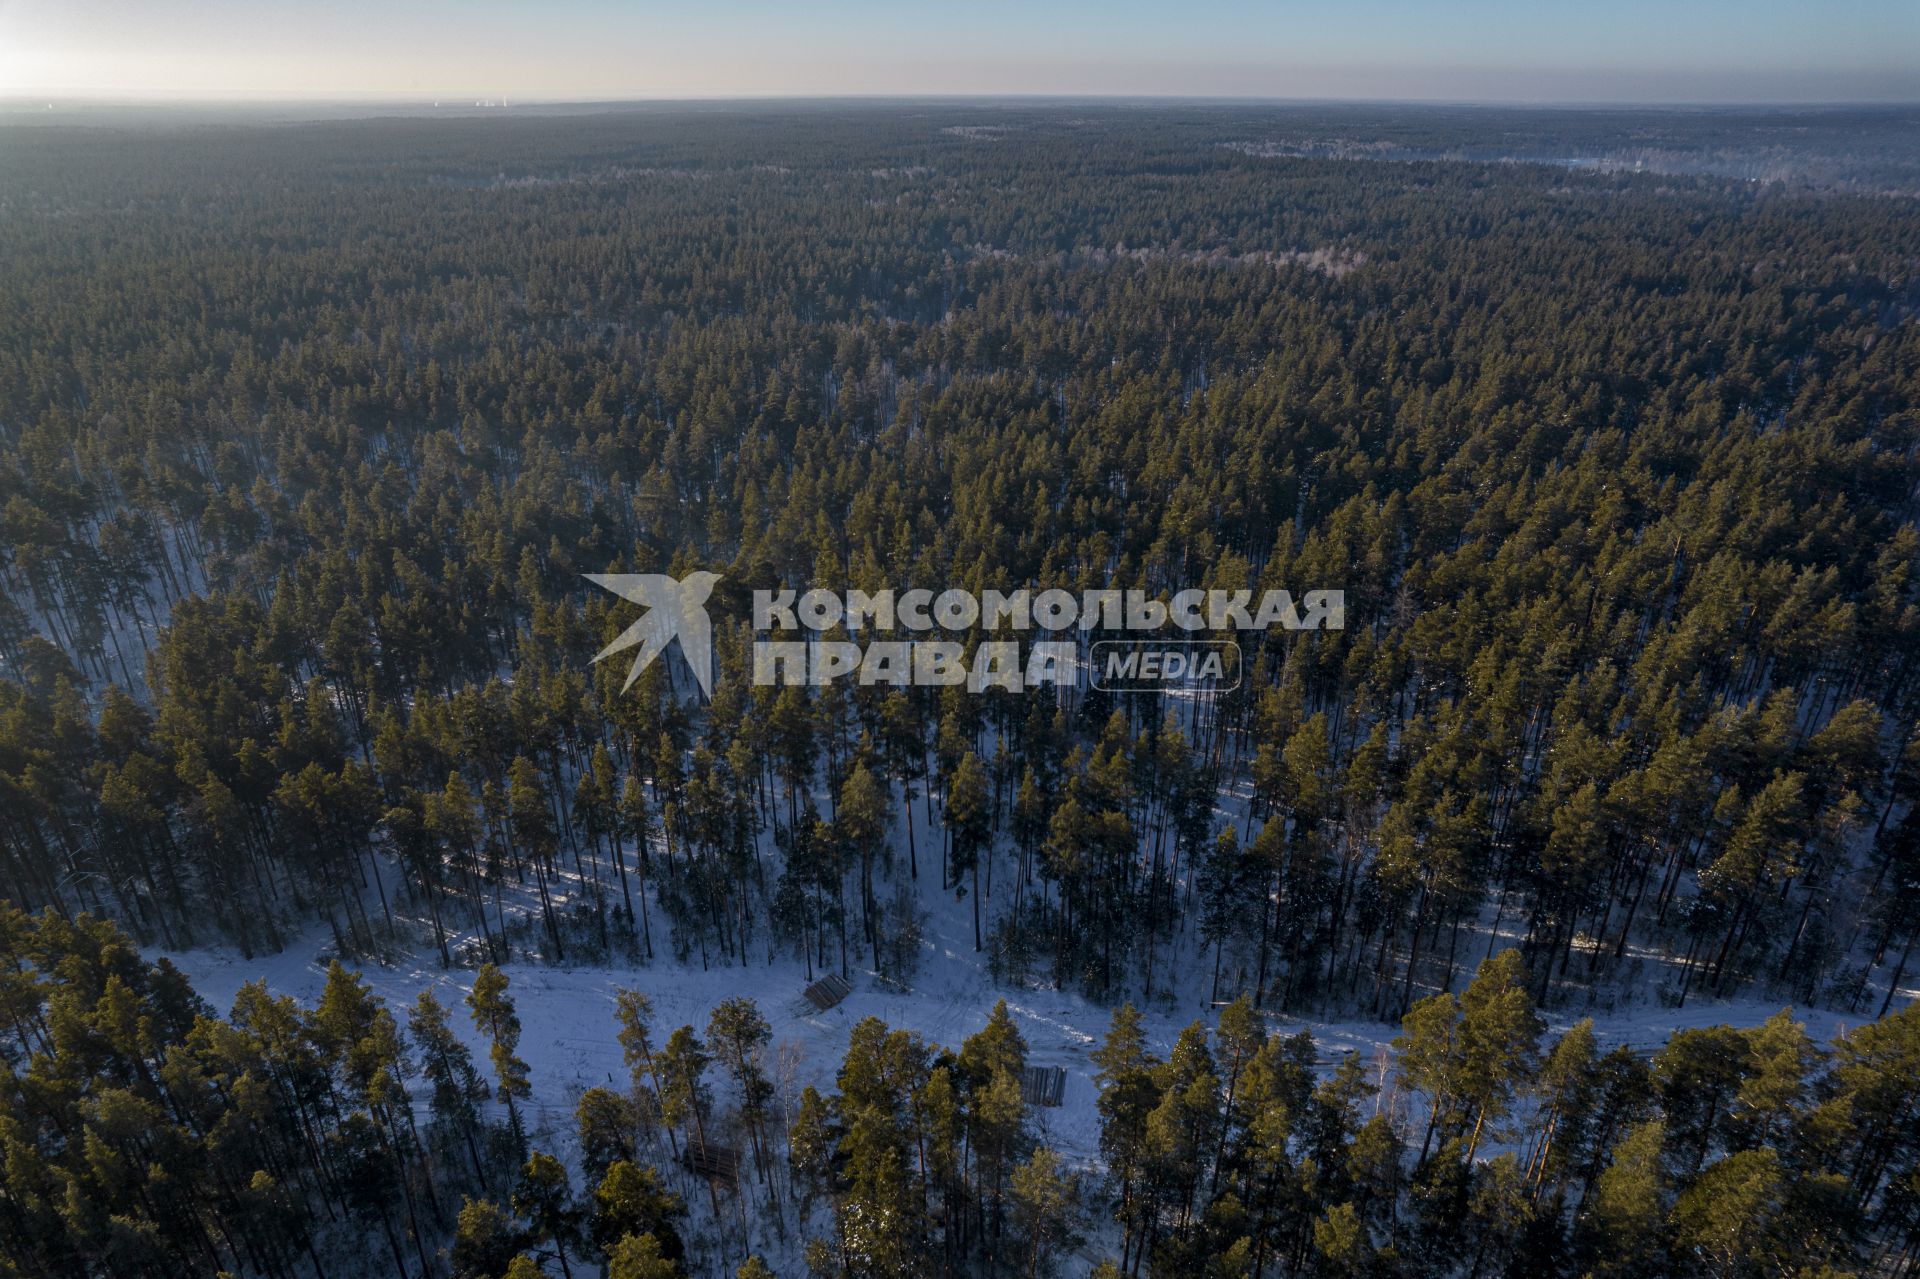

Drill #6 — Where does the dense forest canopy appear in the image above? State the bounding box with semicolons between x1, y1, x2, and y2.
0;102;1917;1278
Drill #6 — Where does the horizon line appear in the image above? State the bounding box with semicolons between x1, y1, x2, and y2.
6;91;1920;111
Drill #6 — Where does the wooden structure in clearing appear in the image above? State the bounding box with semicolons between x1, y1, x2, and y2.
1021;1065;1067;1108
801;972;852;1012
681;1142;741;1186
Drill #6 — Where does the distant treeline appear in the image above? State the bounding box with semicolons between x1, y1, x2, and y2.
0;106;1917;1029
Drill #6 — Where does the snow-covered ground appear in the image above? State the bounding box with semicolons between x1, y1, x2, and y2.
137;691;1904;1275
147;808;1874;1276
155;901;1865;1175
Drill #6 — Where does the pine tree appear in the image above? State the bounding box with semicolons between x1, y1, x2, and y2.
410;989;489;1180
508;754;567;958
467;963;532;1148
512;1151;581;1279
788;1085;836;1215
1010;1146;1077;1278
614;987;671;1148
607;1232;682;1279
1671;1148;1788;1279
1577;1120;1667;1277
709;996;778;1215
657;1025;715;1161
590;1162;686;1265
1455;948;1543;1161
577;1087;639;1184
947;752;993;951
838;763;888;964
1313;1201;1373;1278
450;1197;524;1279
1093;1003;1160;1273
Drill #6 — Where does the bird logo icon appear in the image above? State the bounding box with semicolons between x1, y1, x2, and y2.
584;571;721;698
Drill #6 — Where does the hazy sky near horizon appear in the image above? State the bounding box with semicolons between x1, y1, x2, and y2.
1;0;1915;104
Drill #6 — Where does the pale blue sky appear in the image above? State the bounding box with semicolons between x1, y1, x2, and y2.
1;0;1914;103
